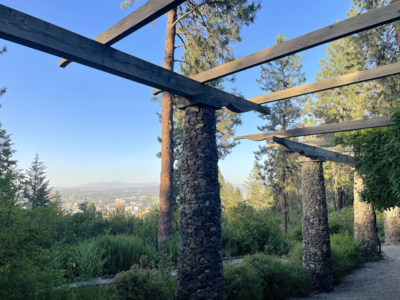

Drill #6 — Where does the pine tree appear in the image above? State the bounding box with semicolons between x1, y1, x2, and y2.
23;154;52;209
219;169;242;209
243;165;272;210
254;34;305;233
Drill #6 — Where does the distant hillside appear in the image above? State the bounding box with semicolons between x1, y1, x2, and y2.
76;181;159;189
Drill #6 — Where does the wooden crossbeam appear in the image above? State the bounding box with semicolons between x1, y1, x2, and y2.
186;2;400;83
249;62;400;104
59;0;186;68
233;116;394;142
324;146;353;153
0;5;268;115
273;137;354;165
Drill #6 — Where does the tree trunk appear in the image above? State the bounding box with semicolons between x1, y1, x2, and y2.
334;187;343;211
354;172;380;261
301;160;334;292
177;105;224;300
281;172;288;233
158;8;177;250
384;206;400;245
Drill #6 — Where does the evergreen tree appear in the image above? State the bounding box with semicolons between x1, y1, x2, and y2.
219;169;242;209
243;165;272;210
23;154;52;209
254;34;306;233
122;0;262;248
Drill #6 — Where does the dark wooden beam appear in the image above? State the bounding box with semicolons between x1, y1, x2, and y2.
249;62;400;104
0;5;268;115
233;116;394;142
269;138;333;147
188;2;400;83
59;0;186;68
273;137;354;165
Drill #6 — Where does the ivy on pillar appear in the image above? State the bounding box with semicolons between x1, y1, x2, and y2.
300;157;334;292
177;105;224;300
384;206;400;245
353;172;380;261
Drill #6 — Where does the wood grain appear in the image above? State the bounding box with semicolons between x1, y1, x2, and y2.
274;137;354;165
233;116;394;142
0;5;268;115
249;62;400;104
59;0;186;68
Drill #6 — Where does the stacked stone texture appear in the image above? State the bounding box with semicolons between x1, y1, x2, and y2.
301;161;334;292
353;172;380;261
384;207;400;245
177;105;224;300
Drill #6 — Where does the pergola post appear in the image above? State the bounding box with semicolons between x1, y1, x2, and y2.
300;158;334;292
177;105;224;300
353;172;380;261
384;206;400;245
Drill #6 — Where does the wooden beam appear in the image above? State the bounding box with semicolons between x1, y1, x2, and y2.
233;116;394;142
249;62;400;104
324;146;353;153
273;137;354;165
268;138;333;148
0;5;268;115
188;2;400;83
59;0;186;68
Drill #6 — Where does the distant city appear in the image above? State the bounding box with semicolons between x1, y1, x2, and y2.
57;181;160;216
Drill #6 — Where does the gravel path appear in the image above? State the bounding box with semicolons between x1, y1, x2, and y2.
294;245;400;300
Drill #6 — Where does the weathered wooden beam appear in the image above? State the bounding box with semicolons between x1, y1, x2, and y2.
273;137;354;165
324;146;353;153
268;138;333;148
189;2;400;83
59;0;186;68
153;2;400;95
0;5;268;115
250;62;400;104
233;116;394;142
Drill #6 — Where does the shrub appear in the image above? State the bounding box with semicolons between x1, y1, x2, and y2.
328;207;354;235
243;253;313;299
112;264;176;300
224;263;263;300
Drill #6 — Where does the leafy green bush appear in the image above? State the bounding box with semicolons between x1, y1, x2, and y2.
112;264;176;300
328;207;354;235
222;204;294;256
224;263;263;300
243;253;313;299
290;233;364;285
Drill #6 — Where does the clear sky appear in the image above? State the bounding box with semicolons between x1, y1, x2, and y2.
0;0;353;188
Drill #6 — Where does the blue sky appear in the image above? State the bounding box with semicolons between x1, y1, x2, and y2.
0;0;353;187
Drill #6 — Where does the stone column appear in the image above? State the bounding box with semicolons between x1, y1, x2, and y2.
384;207;400;245
177;105;224;300
301;159;334;292
353;172;380;261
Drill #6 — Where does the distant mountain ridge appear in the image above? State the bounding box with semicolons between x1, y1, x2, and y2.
76;181;159;189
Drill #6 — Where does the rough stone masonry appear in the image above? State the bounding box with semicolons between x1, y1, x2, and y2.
177;105;224;300
301;160;334;292
384;206;400;245
354;172;380;261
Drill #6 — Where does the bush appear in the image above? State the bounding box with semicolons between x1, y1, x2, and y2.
222;204;294;256
112;264;176;300
328;207;354;235
290;233;364;285
224;263;263;300
243;253;313;299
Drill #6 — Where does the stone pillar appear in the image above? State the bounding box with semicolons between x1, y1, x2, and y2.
177;105;223;300
353;172;380;261
384;207;400;245
301;159;334;292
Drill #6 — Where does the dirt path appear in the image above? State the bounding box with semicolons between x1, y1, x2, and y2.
295;245;400;300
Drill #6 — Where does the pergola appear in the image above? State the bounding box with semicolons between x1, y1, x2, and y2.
1;0;398;297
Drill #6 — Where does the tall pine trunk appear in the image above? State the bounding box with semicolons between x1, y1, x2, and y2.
281;171;288;233
158;8;177;250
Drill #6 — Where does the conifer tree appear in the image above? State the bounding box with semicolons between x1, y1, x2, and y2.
122;0;261;248
254;34;306;233
23;154;52;209
219;169;242;209
243;165;272;210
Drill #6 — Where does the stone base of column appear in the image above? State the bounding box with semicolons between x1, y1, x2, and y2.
301;160;334;292
354;173;380;262
177;105;224;300
384;207;400;245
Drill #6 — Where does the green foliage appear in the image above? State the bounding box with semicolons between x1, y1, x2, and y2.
224;263;263;300
112;264;176;300
328;207;355;235
222;204;294;256
290;233;365;285
219;169;243;210
243;165;273;210
339;110;400;209
243;253;313;299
